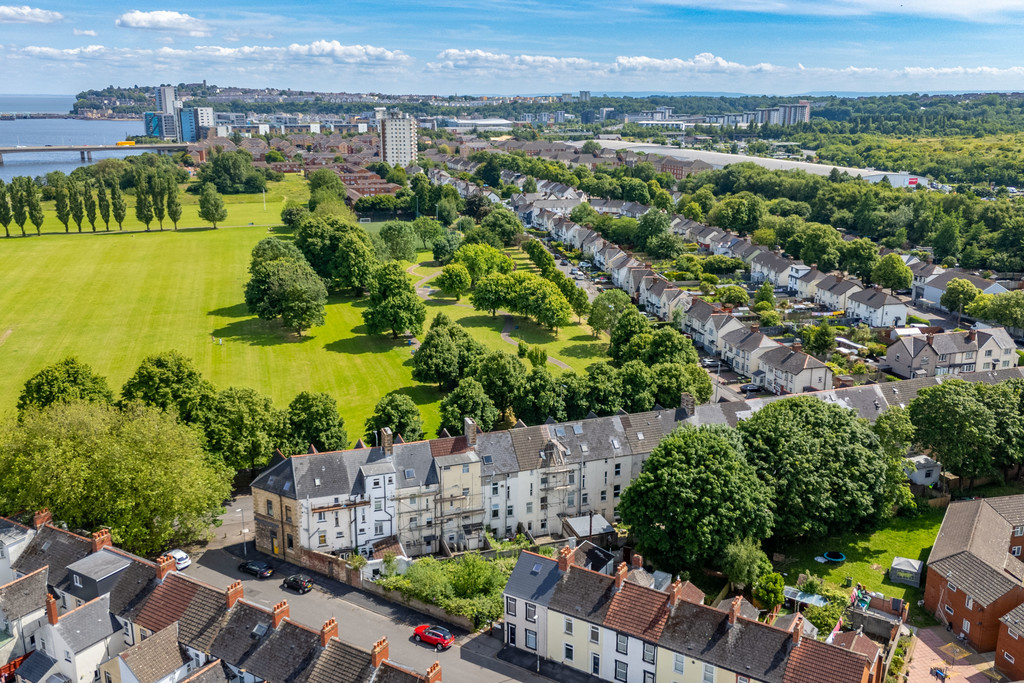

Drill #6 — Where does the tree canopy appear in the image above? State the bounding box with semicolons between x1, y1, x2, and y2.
18;356;114;413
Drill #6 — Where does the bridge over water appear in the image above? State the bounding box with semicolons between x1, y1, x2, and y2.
0;143;189;165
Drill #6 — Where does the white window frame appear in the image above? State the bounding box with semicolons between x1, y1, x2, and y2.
702;662;715;683
564;617;573;635
1011;628;1019;640
1007;652;1017;664
564;643;574;661
963;619;971;634
616;633;628;654
673;653;685;674
614;661;627;682
966;595;974;610
945;605;954;615
949;583;958;592
643;641;655;664
590;625;600;643
525;629;537;651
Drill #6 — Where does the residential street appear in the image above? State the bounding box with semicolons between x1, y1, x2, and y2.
184;497;545;683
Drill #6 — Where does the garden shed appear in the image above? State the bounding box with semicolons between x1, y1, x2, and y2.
889;556;923;587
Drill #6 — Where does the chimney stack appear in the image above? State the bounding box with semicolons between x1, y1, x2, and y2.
225;581;243;609
156;555;176;581
751;323;760;334
558;545;573;573
380;427;393;456
33;509;52;530
874;284;882;292
679;392;695;417
464;417;477;446
426;662;442;683
614;562;628;590
791;614;804;646
271;601;289;629
45;594;59;625
91;529;112;553
631;552;644;569
926;333;935;347
371;638;389;668
967;329;977;343
320;618;338;647
792;341;803;353
835;273;843;283
668;580;683;607
728;596;742;626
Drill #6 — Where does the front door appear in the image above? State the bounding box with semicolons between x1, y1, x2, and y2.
508;623;516;646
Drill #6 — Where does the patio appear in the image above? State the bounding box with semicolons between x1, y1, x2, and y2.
906;627;1006;683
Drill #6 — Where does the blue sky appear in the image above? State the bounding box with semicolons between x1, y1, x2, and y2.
3;1;1024;95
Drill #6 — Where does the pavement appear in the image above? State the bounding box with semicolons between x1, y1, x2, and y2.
183;495;549;683
905;627;1005;683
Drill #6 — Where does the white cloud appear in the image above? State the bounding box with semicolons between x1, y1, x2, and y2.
0;5;62;23
73;28;96;36
115;10;210;37
646;0;1024;21
428;49;601;75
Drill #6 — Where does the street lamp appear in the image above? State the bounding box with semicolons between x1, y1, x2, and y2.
236;508;247;557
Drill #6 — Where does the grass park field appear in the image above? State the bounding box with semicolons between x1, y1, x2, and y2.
0;180;608;440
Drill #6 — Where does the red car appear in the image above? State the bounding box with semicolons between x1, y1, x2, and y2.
413;624;454;651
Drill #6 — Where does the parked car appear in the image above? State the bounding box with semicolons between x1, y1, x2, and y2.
282;574;314;594
560;260;569;266
739;383;764;393
238;560;274;578
700;357;720;367
166;549;191;570
413;624;455;651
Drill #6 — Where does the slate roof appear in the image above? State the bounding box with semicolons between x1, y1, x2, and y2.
305;638;373;683
1001;603;1024;630
0;566;47;620
104;551;158;620
375;662;425;683
848;288;904;309
12;525;92;588
177;575;230;653
570;541;615;572
181;660;233;683
721;328;776;353
244;619;322;683
604;582;670;643
714;597;759;620
15;650;58;683
783;637;869;683
504;552;562;607
0;517;31;547
66;548;131;582
208;601;274;669
56;593;120;653
925;269;999;292
758;346;827;374
658;601;791;683
119;623;189;683
816;274;862;296
752;251;796;274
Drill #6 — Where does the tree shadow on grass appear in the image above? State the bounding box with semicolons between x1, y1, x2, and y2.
561;343;608;359
324;334;407;355
208;303;250;319
391;384;443;410
210;317;314;346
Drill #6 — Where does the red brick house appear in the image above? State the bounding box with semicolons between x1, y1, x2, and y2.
924;495;1024;652
997;604;1024;680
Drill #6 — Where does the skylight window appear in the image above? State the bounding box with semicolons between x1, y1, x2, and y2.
612;438;621;449
314;478;321;486
555;427;566;437
405;468;415;479
483;455;493;464
572;424;583;435
531;563;543;574
637;432;645;440
580;444;589;452
283;481;292;491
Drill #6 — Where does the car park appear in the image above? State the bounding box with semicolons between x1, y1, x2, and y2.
167;549;191;570
238;560;274;578
413;624;455;651
283;574;314;594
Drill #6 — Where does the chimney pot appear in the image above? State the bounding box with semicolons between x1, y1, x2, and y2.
46;594;59;625
631;552;643;569
371;637;389;668
426;662;442;683
320;618;338;648
926;333;935;346
91;529;112;553
225;581;243;609
271;601;289;629
751;323;760;334
728;596;742;626
558;546;573;572
967;329;977;343
792;341;803;353
156;555;176;581
33;509;52;530
614;561;628;590
791;614;804;646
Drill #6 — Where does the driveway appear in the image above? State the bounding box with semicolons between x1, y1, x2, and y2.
906;627;1005;683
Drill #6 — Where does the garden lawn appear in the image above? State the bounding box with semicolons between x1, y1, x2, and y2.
778;507;946;626
0;225;443;437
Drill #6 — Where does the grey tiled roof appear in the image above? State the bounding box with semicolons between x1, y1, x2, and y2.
0;566;47;620
119;623;189;683
848;288;903;309
181;661;233;683
12;525;92;588
244;620;322;683
15;650;58;683
56;593;120;653
305;638;372;683
209;601;274;669
816;274;862;296
547;567;615;626
504;552;562;607
104;552;158;621
178;577;230;653
758;346;827;373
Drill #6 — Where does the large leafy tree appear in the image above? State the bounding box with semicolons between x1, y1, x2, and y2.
55;182;71;232
940;278;982;324
738;397;891;539
439;378;500;434
619;360;655;413
871;252;913;293
379;220;418;262
412;216;444;249
412;313;485;389
609;307;651;365
204;386;285;471
166;179;182;230
0;179;11;238
841;237;880;283
585;362;622;415
18;357;114;413
619;425;773;572
120;351;216;425
651;362;713;406
134;175;153;230
284;391;348;453
197;149;267;194
588;289;633;337
479;206;521;245
513;367;567;425
331;232;378;295
0;401;232;556
452;243;513;285
245;257;328;334
198;182;228;229
471;351;527;414
362;262;426;338
435;263;472;300
365;392;423;442
68;182;85;232
83;182;98;231
110;182;127;230
634;210;670;250
645;327;698;366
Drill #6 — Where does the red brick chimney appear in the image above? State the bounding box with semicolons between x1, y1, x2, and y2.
668;580;683;607
792;341;803;353
791;614;804;646
371;638;389;667
33;509;52;530
320;618;338;648
631;552;643;569
967;329;977;343
46;594;59;625
727;596;742;626
271;601;289;629
751;323;760;334
426;662;442;683
926;333;935;347
558;546;573;572
614;562;628;590
156;555;176;581
91;529;112;553
225;581;243;609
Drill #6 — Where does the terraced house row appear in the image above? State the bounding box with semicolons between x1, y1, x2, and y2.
0;513;443;683
250;367;1024;564
502;546;874;683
